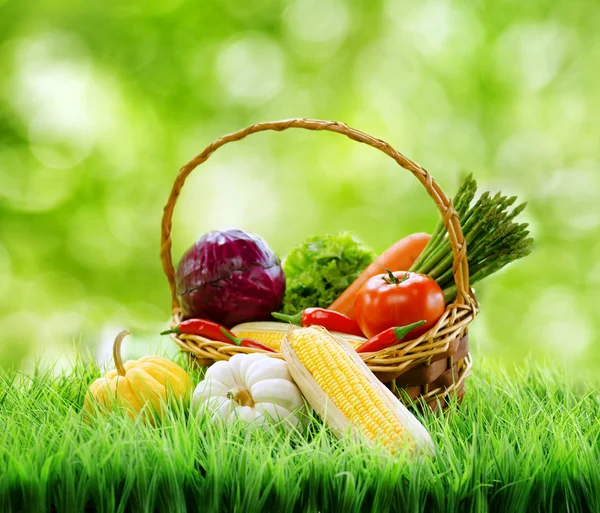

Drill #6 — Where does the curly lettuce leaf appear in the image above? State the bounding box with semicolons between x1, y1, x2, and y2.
281;232;376;315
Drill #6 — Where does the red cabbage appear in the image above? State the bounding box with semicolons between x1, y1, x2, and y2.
176;229;286;327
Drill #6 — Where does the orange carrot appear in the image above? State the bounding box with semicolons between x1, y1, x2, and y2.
328;232;431;319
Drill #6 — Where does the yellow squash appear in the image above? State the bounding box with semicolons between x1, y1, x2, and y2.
84;330;192;421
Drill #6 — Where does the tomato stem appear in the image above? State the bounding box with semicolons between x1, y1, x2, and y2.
382;268;410;285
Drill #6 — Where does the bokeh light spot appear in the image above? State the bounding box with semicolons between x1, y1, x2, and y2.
525;288;592;358
0;244;12;297
8;33;95;168
0;149;80;212
539;163;600;235
29;111;93;169
174;153;282;250
283;0;350;51
494;22;576;91
386;0;463;55
216;35;285;106
67;206;133;269
10;32;92;120
495;131;562;186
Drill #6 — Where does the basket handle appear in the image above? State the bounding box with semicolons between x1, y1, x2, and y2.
160;118;472;312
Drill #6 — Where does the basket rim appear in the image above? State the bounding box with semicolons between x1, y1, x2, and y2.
160;118;477;314
167;294;478;373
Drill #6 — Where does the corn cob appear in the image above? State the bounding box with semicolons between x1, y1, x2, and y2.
281;326;433;454
231;322;290;350
231;322;366;352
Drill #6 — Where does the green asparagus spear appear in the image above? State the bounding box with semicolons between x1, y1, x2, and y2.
410;175;533;302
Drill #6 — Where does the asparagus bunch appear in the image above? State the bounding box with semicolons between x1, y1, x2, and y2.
410;174;533;302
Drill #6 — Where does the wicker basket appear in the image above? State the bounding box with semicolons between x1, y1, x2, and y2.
160;119;479;411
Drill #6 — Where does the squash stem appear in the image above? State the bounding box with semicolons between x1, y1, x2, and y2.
228;388;255;408
113;330;130;377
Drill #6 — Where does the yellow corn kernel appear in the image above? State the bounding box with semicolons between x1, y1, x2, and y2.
233;331;285;350
230;322;367;352
231;321;367;351
230;322;289;350
285;327;410;451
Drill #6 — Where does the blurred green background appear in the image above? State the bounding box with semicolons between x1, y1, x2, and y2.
0;0;598;372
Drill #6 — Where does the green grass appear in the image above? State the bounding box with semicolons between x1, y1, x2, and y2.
1;355;599;513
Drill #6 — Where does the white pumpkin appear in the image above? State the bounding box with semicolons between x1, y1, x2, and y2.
192;353;306;429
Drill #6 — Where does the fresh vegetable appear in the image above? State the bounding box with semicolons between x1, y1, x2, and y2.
329;233;431;319
84;330;192;422
281;327;433;454
355;321;426;353
192;353;306;429
281;232;376;315
231;322;294;351
161;318;233;343
162;319;288;351
354;270;445;339
176;228;286;327
272;308;364;337
221;328;276;353
231;321;367;351
410;174;534;301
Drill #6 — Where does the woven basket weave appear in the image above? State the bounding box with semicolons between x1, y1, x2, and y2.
160;119;479;410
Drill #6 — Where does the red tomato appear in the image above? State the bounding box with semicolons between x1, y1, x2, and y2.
354;270;445;339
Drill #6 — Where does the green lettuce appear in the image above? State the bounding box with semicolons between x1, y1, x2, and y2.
281;232;376;315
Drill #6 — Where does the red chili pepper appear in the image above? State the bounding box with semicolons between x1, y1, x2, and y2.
355;320;426;353
160;319;234;343
220;328;276;353
272;308;364;337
